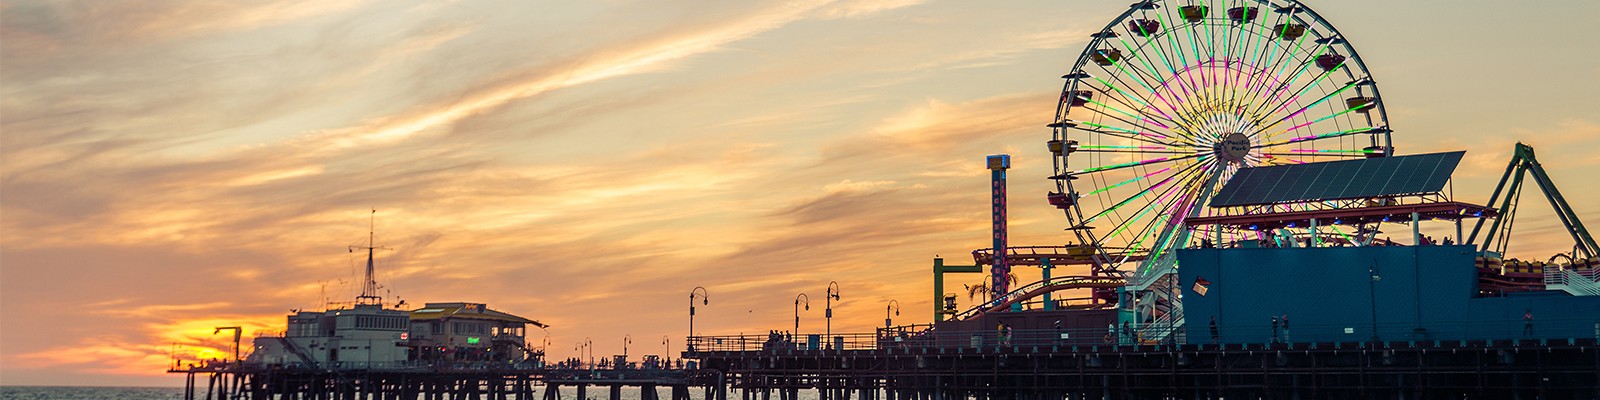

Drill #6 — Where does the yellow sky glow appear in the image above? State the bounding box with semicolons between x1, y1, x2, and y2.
3;0;1597;387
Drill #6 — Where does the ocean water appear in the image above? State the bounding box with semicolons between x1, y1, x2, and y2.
1;386;185;400
0;386;824;400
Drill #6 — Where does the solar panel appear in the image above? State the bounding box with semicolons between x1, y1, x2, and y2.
1208;151;1465;207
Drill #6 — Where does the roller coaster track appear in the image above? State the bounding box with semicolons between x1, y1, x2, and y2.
952;275;1126;321
971;246;1145;270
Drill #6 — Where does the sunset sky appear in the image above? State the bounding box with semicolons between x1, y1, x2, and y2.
3;0;1598;386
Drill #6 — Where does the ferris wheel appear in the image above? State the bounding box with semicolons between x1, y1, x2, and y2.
1049;0;1392;277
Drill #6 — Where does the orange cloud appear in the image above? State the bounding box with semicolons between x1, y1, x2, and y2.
11;311;282;377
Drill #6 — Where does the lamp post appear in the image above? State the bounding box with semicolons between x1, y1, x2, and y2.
826;281;841;348
689;286;708;351
1368;260;1382;344
213;326;242;365
585;337;594;369
662;336;670;367
623;334;632;359
794;293;810;340
886;300;901;329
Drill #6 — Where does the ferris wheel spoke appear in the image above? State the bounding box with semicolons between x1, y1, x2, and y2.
1236;33;1309;116
1221;7;1246;97
1152;9;1199;93
1081;158;1210;226
1244;43;1337;120
1073;91;1179;132
1088;76;1178;124
1105;178;1193;245
1252;78;1363;139
1245;70;1332;132
1069;152;1201;176
1111;36;1189;109
1240;12;1303;103
1209;1;1228;100
1264;104;1365;141
1074;105;1172;137
1144;191;1206;261
1258;150;1368;158
1227;19;1278;122
1128;171;1210;251
1122;18;1210;116
1102;34;1213;123
1175;7;1211;89
1252;154;1305;166
1241;36;1332;116
1082;159;1192;197
1114;53;1204;125
1070;125;1188;148
1105;163;1211;247
1116;32;1181;94
1264;67;1351;124
1253;126;1381;148
1073;148;1198;156
1093;60;1186;119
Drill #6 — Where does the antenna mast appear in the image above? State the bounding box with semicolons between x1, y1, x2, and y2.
351;208;391;306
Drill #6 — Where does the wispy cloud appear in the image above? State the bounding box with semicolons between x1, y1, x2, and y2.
3;0;1597;387
316;0;846;150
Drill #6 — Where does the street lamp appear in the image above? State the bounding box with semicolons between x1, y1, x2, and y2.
794;293;810;342
826;281;841;348
662;335;670;366
623;334;632;359
582;340;595;368
585;337;594;369
886;300;901;329
689;286;709;351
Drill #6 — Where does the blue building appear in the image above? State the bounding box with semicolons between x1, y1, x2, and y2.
1179;244;1600;344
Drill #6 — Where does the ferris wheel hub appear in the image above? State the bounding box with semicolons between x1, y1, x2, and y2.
1217;133;1251;164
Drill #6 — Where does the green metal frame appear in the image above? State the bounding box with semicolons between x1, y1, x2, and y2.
932;258;983;321
1467;143;1598;259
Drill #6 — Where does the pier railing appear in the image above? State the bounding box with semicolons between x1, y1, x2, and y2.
687;317;1600;353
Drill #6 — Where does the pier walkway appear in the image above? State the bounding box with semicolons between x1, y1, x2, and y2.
686;325;1600;399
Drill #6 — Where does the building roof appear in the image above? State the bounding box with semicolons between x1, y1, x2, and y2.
409;302;547;328
1209;151;1464;207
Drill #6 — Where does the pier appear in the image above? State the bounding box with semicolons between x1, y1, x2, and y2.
685;326;1600;399
171;364;720;400
174;327;1600;399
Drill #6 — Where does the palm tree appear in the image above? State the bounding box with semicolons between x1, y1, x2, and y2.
965;273;1019;306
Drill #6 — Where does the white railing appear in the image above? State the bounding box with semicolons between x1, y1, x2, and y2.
1137;303;1184;344
1129;256;1177;292
1545;268;1600;296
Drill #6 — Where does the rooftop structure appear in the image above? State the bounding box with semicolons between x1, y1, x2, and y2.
1208;151;1464;208
408;302;545;363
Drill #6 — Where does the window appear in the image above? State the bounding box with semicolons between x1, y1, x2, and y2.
351;316;407;331
452;321;488;335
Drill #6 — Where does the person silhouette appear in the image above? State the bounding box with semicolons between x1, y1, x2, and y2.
1270;316;1280;343
1281;315;1290;342
1209;316;1219;344
1523;309;1534;336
